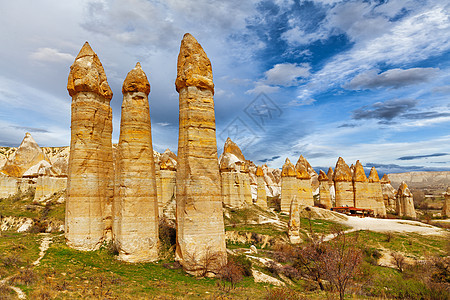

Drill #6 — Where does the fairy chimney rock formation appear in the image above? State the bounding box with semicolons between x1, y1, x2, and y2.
318;170;332;209
113;62;159;262
396;181;416;219
380;174;396;210
443;187;450;217
255;166;268;209
367;167;386;217
288;196;301;244
219;138;252;208
334;157;354;207
352;160;370;209
1;133;49;178
175;33;226;275
295;157;314;207
66;42;114;251
280;158;297;213
157;149;177;215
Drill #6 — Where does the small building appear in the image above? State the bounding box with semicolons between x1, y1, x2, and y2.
331;206;374;217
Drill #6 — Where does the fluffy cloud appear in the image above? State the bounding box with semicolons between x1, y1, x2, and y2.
346;68;439;90
264;63;311;86
352;99;418;121
29;48;75;62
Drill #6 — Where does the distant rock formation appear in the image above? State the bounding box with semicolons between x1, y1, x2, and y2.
255;166;268;208
280;158;297;214
396;182;416;219
380;174;396;211
113;63;159;262
318;170;332;209
367;167;386;217
156;149;177;215
65;42;114;251
442;187;449;217
295;156;314;207
288;196;301;244
174;33;226;275
334;157;354;207
219;138;252;208
327;167;335;205
1;133;49;178
388;171;450;189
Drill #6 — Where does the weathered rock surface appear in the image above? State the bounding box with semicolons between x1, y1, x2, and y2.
318;170;332;209
256;166;268;209
1;133;49;178
0;173;19;198
443;187;450;217
280;158;297;214
388;171;450;189
65;42;114;251
396;182;416;219
352;160;370;209
156;149;177;215
219;138;252;208
175;33;226;275
334;157;354;207
380;174;396;210
288;196;301;243
113;62;159;262
367;167;386;217
296;155;318;191
34;176;67;201
296;162;314;207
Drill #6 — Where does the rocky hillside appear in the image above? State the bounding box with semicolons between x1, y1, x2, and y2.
388;171;450;189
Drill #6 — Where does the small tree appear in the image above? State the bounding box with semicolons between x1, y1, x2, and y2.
391;251;406;273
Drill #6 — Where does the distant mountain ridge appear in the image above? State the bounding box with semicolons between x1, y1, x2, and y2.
388;171;450;190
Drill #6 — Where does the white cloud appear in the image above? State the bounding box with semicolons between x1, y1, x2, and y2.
264;63;311;87
29;47;75;62
288;98;316;107
246;83;280;95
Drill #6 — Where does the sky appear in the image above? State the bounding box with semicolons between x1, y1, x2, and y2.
0;0;449;175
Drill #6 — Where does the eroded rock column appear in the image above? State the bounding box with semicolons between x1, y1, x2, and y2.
175;33;226;275
66;42;114;250
381;174;396;211
352;160;370;209
288;196;301;244
280;158;297;214
255;166;268;208
113;63;159;262
443;187;450;217
296;162;314;207
397;182;416;219
368;167;386;217
334;157;354;207
318;170;332;209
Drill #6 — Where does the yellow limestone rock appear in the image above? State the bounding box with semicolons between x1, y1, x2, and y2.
219;138;252;208
334;157;354;207
318;170;332;209
296;155;318;190
396;182;416;218
443;187;450;217
113;63;159;262
66;42;114;251
296;161;314;207
352;160;370;209
380;174;396;210
175;33;226;275
1;133;49;178
368;167;386;217
157;149;177;216
255;166;268;208
288;196;301;244
280;158;297;213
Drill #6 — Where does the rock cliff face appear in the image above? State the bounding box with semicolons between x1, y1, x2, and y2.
113;63;159;262
280;158;297;214
367;167;386;217
256;166;268;208
380;174;396;210
396;182;416;218
1;133;49;178
175;33;226;275
318;170;332;209
219;138;252;208
443;187;450;217
156;149;177;215
334;157;354;207
65;42;114;251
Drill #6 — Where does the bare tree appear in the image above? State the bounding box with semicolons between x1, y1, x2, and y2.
391;251;406;273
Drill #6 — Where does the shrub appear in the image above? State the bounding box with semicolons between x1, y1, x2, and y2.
230;254;252;277
11;268;36;285
363;247;382;266
265;287;305;300
218;259;244;289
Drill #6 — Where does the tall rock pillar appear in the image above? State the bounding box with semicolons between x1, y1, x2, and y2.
368;167;386;217
380;174;396;211
280;158;297;214
66;42;114;250
397;182;416;219
255;166;268;208
113;63;159;262
334;157;354;207
443;187;450;217
296;163;314;207
318;170;332;209
352;160;370;209
175;33;226;275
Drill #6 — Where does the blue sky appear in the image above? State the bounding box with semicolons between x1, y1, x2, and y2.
0;0;449;174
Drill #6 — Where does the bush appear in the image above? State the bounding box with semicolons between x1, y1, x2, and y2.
218;259;244;289
1;255;22;268
230;254;252;277
11;268;36;285
265;287;305;300
363;247;382;266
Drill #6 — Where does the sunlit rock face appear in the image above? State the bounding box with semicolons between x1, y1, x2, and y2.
280;158;297;214
65;42;114;251
174;33;226;275
318;170;332;209
380;174;397;211
334;157;354;207
219;138;252;208
443;187;450;217
396;182;416;219
367;167;386;217
113;63;159;263
352;160;370;210
255;166;268;209
156;149;177;216
295;158;314;207
288;196;301;244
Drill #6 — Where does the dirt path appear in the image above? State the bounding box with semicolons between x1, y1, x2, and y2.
0;234;53;299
